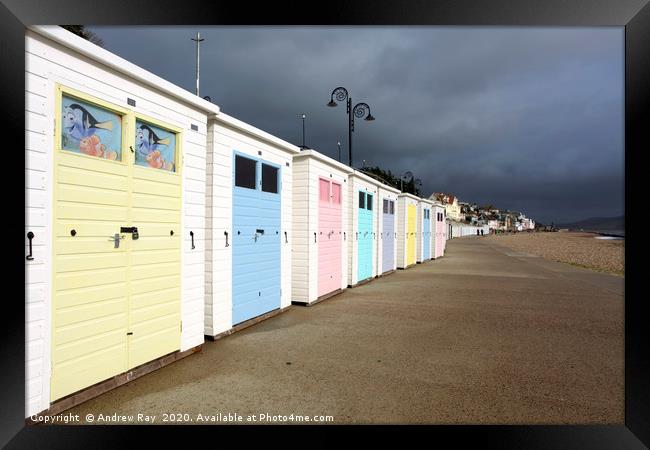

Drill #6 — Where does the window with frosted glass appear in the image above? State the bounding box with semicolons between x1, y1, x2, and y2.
320;179;330;202
332;182;341;204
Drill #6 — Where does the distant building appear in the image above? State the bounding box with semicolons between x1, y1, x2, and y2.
430;192;463;222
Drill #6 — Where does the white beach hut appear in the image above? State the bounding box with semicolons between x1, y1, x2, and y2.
347;171;381;286
416;198;435;263
396;193;419;269
24;26;216;417
204;113;299;337
291;149;349;305
376;183;401;276
432;203;446;258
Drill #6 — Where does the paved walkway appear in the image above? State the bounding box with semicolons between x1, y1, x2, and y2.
68;237;623;424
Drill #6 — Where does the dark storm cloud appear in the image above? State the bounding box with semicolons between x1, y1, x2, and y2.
88;26;624;223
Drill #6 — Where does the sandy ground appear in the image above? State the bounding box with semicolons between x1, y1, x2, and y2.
483;231;624;275
59;238;623;425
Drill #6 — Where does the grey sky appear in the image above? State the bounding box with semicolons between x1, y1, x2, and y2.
89;26;624;224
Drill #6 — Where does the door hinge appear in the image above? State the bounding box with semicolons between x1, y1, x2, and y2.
180;321;183;332
53;118;56;136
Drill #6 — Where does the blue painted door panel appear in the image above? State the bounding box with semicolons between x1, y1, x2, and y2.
357;191;373;282
232;153;281;325
382;210;394;273
423;209;431;260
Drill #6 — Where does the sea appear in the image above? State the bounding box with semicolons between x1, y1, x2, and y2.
586;229;625;238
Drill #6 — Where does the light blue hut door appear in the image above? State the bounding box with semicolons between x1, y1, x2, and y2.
423;208;431;259
232;153;282;325
357;191;374;282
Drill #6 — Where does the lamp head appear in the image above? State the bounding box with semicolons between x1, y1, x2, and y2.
327;99;337;107
365;113;375;121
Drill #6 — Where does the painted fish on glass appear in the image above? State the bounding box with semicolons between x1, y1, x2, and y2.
137;123;174;171
146;150;174;171
136;124;170;156
79;134;117;160
62;103;114;141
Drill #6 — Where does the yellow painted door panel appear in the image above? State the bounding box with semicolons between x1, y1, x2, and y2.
51;345;127;401
52;109;182;401
407;204;416;265
56;203;129;222
131;249;179;266
52;148;131;400
127;166;181;370
131;287;180;310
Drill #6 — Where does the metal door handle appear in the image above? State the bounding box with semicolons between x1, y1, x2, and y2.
224;231;230;247
108;234;125;248
284;231;288;243
26;231;34;261
314;232;317;243
190;231;195;249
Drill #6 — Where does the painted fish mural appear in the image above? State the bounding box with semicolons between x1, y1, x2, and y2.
62;103;113;141
146;150;174;171
79;135;117;160
136;123;174;171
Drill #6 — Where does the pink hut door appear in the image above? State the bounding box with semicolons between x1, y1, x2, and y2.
318;179;342;297
435;212;444;258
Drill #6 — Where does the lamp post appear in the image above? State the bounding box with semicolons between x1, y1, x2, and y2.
191;32;205;97
299;114;307;150
414;178;422;195
327;87;375;167
400;171;413;193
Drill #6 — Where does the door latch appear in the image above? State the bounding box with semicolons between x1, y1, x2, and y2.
121;226;139;240
109;233;125;248
253;229;265;242
26;231;35;261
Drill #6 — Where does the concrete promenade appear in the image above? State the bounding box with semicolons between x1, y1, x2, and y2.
67;237;623;424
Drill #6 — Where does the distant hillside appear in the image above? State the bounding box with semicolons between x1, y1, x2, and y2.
557;215;624;231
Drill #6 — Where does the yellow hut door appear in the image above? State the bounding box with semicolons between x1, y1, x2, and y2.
407;204;416;265
51;86;182;401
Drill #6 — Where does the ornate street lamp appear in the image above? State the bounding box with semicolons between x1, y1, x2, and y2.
400;171;413;193
327;87;375;167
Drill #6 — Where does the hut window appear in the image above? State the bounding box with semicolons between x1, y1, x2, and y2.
383;199;388;214
61;94;123;161
390;200;394;215
358;191;365;209
235;155;257;189
332;182;341;204
366;194;373;211
135;119;177;172
261;164;279;193
320;179;330;202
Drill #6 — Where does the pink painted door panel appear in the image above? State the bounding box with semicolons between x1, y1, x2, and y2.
435;211;444;258
318;179;342;297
